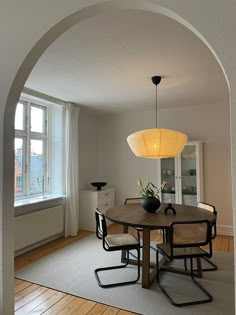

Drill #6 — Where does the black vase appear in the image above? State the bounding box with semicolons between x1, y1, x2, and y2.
141;197;161;213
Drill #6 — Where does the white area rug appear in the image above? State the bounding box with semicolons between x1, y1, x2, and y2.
15;234;234;315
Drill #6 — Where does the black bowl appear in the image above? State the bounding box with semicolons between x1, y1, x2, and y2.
91;182;107;191
188;169;196;176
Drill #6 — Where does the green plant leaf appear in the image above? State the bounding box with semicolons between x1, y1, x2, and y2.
137;179;167;199
150;182;157;189
146;188;154;197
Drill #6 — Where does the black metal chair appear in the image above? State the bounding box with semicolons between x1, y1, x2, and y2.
197;201;218;271
124;198;144;240
94;208;141;288
124;197;143;205
124;197;163;250
156;220;213;307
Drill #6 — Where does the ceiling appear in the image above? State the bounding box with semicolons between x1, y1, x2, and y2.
25;10;228;113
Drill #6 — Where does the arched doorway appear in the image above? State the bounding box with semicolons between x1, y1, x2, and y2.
2;1;231;313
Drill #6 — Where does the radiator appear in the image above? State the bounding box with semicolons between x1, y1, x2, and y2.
14;205;64;251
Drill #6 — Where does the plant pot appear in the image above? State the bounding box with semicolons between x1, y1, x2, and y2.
141;197;161;213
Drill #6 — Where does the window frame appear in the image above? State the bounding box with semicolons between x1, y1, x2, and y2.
15;98;50;200
14;136;26;197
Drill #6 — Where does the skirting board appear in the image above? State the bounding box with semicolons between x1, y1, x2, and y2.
156;226;233;236
14;233;64;256
217;225;234;236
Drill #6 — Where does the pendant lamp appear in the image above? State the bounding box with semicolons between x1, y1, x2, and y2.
127;76;188;159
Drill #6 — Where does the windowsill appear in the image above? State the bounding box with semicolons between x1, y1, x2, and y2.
14;194;65;217
14;194;65;207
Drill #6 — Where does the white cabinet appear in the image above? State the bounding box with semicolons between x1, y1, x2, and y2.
159;141;203;206
79;187;115;232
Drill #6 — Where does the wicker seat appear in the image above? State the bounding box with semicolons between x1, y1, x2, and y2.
94;208;141;288
105;234;139;247
156;220;213;307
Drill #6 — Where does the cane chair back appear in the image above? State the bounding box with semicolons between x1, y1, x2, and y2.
197;201;217;239
124;197;142;204
162;220;212;259
197;201;216;213
172;221;210;247
124;197;166;244
124;198;142;233
95;208;107;240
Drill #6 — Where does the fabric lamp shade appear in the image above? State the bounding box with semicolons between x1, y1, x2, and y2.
127;128;188;159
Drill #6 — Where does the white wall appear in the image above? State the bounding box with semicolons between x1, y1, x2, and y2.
97;102;232;232
79;110;100;189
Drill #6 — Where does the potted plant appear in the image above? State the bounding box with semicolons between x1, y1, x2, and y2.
138;179;167;213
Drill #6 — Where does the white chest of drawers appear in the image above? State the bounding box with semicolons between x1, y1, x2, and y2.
79;187;115;232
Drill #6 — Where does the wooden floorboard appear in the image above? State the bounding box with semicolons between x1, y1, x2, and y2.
14;224;234;314
15;283;40;302
229;235;234;253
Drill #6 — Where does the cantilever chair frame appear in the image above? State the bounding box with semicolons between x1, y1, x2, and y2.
196;201;218;272
94;208;141;288
156;219;213;307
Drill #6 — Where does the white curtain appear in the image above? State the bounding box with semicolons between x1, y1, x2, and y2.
65;103;80;237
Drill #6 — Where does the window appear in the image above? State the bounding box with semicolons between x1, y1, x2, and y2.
16;176;23;188
14;97;64;201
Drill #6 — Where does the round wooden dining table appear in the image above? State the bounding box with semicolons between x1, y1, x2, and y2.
106;202;216;289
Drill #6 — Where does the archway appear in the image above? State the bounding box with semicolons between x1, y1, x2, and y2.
2;0;231;313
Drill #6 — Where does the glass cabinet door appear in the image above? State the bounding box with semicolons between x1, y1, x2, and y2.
159;141;203;206
160;158;177;203
180;144;197;206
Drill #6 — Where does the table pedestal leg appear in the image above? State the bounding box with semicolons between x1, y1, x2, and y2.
121;225;128;262
196;257;203;278
142;228;151;288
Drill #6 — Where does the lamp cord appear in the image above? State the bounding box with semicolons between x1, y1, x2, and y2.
155;84;157;128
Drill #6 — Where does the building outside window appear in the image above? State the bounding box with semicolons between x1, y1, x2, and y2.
14;96;64;202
